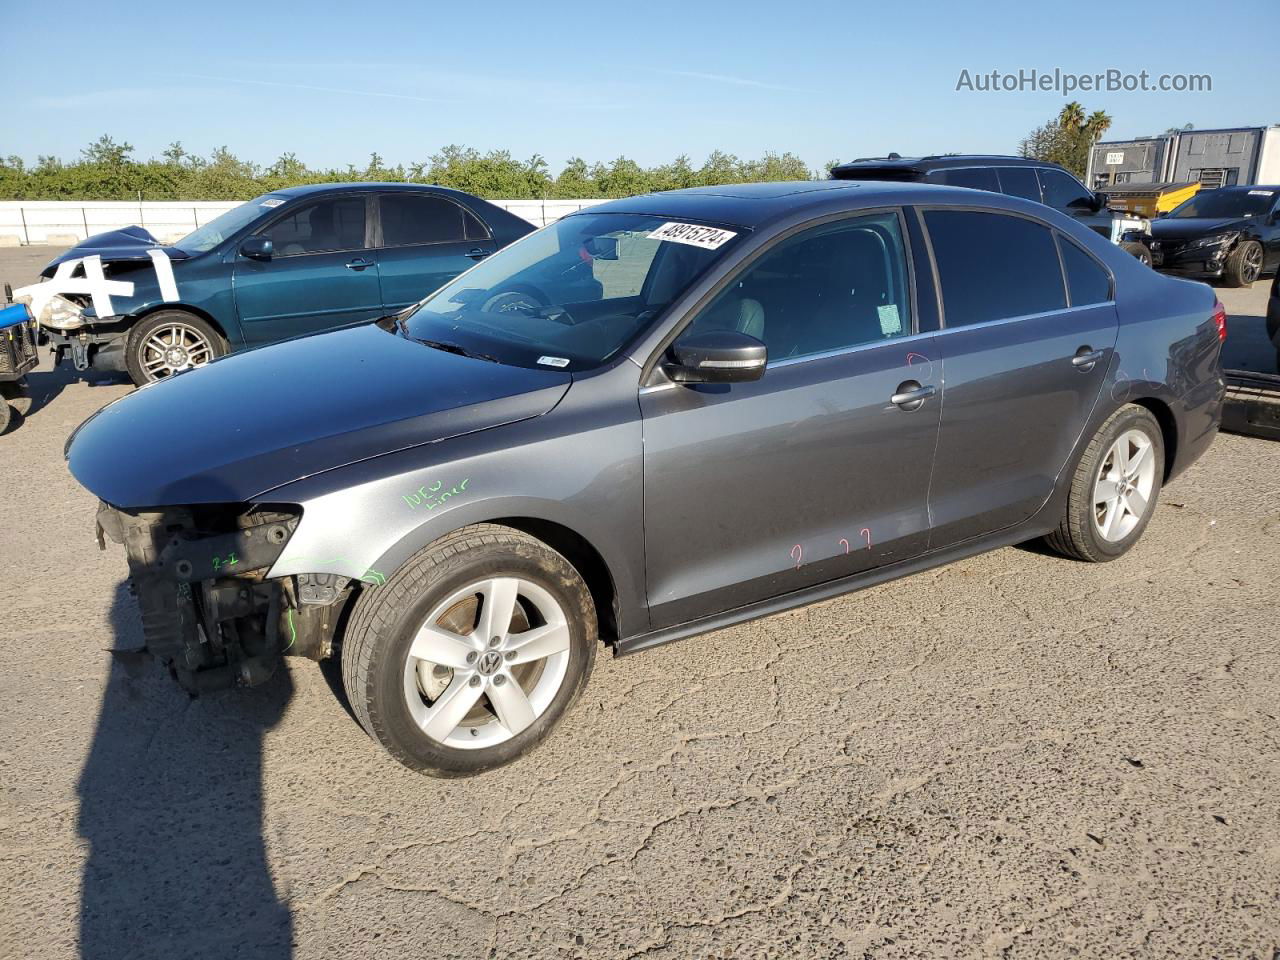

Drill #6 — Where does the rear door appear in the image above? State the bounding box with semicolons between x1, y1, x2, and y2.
920;207;1119;546
373;193;495;312
232;194;382;345
639;211;941;629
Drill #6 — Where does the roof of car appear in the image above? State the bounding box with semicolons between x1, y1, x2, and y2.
831;155;1061;177
266;182;475;199
575;179;1023;230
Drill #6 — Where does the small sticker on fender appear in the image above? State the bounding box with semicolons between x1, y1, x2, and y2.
260;197;286;208
647;222;737;250
537;355;570;367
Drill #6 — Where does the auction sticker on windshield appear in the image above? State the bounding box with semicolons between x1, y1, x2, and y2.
647;222;737;250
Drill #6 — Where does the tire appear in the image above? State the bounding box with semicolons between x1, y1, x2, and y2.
125;309;228;386
1044;404;1165;563
1221;240;1263;288
1121;241;1152;267
0;398;11;436
341;524;597;776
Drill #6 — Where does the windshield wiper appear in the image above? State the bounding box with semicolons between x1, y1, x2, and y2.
417;338;500;364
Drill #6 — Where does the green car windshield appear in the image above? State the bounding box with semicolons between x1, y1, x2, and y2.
175;196;285;253
402;213;743;371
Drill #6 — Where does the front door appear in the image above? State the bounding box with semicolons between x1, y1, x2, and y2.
374;193;496;312
233;194;383;345
640;211;941;629
920;208;1119;546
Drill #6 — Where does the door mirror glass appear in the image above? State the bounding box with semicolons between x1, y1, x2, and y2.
1092;191;1110;211
664;330;767;383
240;236;273;260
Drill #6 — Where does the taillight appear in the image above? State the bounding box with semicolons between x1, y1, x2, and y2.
1212;300;1227;341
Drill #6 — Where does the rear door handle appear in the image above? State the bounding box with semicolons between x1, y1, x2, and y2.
465;248;492;260
346;258;374;270
1072;347;1105;370
890;381;936;410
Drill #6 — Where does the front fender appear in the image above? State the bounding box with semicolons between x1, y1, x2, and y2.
260;403;648;635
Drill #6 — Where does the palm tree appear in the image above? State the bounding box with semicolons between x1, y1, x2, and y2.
1059;101;1086;132
1084;110;1113;143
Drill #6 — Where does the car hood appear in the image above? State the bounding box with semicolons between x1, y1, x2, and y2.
41;225;190;276
1150;217;1250;241
67;323;572;508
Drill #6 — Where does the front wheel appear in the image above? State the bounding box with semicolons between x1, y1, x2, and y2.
1044;404;1164;562
125;310;228;385
1121;240;1153;267
1222;240;1263;288
341;524;597;776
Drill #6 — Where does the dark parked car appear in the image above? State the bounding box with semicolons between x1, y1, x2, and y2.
30;183;534;384
1149;185;1280;287
68;180;1225;775
830;154;1153;261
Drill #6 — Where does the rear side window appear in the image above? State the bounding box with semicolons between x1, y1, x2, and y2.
1058;236;1112;305
997;167;1042;203
264;197;366;256
379;194;470;246
924;210;1066;327
932;168;1000;192
1040;169;1095;210
463;208;490;240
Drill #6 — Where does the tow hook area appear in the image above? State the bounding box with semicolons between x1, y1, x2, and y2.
97;501;351;694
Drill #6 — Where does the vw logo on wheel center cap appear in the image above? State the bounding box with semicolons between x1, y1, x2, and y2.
477;650;503;676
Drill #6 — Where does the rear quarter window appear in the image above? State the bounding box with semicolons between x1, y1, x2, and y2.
931;168;1000;192
1058;236;1112;306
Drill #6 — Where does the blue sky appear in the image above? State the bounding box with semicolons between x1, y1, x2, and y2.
3;0;1274;173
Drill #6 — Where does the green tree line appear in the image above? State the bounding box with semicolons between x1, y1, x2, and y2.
0;136;825;201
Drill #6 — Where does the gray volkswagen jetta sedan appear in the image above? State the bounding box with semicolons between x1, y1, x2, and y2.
67;180;1225;776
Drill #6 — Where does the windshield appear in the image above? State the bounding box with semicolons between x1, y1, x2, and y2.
175;195;283;253
401;213;743;371
1166;188;1276;220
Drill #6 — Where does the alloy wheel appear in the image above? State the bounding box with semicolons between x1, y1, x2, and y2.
1242;244;1263;284
1092;428;1157;542
140;322;216;380
402;577;571;749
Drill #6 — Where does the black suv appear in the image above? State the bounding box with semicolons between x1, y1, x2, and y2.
831;155;1151;260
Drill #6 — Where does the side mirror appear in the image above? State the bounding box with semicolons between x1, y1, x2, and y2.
663;330;767;384
1092;191;1110;211
240;236;273;260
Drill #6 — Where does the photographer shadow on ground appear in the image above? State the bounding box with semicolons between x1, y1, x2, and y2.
77;579;294;960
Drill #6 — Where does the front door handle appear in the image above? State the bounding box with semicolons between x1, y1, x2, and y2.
346;258;374;270
465;248;492;260
890;381;936;411
1072;347;1105;370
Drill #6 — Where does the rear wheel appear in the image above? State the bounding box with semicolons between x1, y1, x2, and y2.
125;310;227;385
1222;240;1263;288
341;524;596;776
1044;404;1164;562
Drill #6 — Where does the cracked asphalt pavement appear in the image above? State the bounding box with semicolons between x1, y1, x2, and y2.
1;250;1278;959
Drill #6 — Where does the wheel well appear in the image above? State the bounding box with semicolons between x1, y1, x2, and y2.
1131;397;1178;481
135;304;230;345
494;518;619;646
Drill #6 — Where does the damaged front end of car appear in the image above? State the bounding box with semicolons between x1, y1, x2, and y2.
97;500;357;694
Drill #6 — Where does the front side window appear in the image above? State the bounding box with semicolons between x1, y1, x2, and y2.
402;213;742;370
1040;169;1095;210
379;194;470;246
924;210;1066;327
1058;237;1112;306
262;196;366;256
997;167;1042;203
684;212;913;362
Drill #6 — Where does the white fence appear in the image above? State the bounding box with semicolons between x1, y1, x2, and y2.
0;198;608;245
